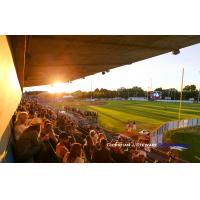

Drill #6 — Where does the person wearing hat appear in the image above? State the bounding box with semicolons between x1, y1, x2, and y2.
14;118;43;162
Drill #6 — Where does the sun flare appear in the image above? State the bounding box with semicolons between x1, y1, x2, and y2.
48;82;66;93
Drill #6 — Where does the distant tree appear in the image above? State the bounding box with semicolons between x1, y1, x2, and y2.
183;85;196;92
155;87;163;93
131;86;145;97
158;88;179;100
73;90;83;98
182;85;198;100
169;88;179;100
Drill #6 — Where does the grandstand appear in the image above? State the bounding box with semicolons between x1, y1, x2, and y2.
1;35;200;163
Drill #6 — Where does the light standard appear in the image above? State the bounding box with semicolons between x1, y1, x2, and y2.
178;68;184;126
198;71;200;103
90;80;93;101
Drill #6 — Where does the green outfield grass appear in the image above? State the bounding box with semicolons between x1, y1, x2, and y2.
164;126;200;162
51;100;200;133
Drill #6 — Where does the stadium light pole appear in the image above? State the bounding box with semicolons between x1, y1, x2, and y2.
150;78;152;91
198;70;200;103
90;80;93;101
178;68;184;126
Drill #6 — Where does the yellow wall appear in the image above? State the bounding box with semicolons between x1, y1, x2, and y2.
0;36;22;139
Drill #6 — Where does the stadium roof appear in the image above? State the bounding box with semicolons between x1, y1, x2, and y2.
8;35;200;88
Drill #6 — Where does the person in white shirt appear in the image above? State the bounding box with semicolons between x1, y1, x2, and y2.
14;112;28;141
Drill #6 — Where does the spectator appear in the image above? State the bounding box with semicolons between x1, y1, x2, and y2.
63;143;84;163
42;122;58;149
90;130;98;145
56;133;70;162
131;150;140;163
138;148;147;163
93;139;114;163
14;118;43;162
83;135;95;162
98;133;105;142
36;129;59;163
14;112;28;141
110;142;126;163
96;133;106;149
130;147;147;163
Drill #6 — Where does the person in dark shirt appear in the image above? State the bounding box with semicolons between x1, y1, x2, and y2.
34;122;59;163
14;118;43;162
93;139;114;163
41;122;58;149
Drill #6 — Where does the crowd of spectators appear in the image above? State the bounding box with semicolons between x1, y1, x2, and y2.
64;105;98;121
11;96;174;163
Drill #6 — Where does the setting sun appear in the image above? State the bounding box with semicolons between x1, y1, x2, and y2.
48;82;66;93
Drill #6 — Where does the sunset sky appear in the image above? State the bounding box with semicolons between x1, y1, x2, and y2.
24;43;200;93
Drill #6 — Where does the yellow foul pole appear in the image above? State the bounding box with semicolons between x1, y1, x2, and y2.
178;68;184;126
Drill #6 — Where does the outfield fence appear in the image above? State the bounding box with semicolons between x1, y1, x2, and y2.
150;118;200;144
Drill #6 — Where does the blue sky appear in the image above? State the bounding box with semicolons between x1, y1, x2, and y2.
24;43;200;93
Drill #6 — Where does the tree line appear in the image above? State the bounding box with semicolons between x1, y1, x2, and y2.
72;85;200;100
25;84;200;101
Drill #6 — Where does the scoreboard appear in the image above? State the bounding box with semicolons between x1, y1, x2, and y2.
150;91;162;100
